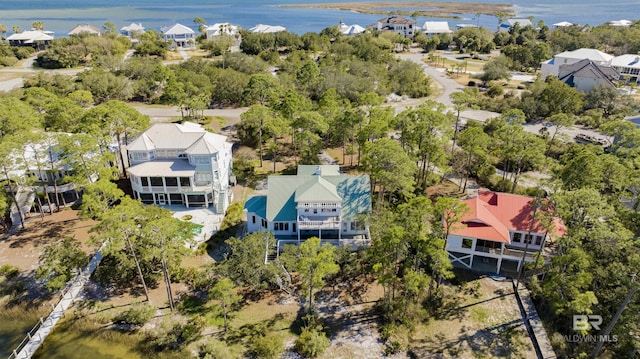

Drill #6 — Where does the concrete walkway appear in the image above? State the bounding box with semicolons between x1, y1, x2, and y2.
11;244;105;359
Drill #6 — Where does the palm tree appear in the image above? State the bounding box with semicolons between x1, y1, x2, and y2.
32;21;44;31
12;25;20;34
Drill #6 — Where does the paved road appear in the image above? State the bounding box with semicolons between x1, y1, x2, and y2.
397;50;465;107
132;105;248;126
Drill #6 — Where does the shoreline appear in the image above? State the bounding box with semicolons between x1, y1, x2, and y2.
280;1;515;19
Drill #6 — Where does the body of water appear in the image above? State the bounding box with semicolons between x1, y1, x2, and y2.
0;0;638;37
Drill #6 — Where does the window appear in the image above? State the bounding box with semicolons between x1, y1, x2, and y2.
150;177;163;186
194;156;210;165
512;233;521;243
196;172;212;183
141;177;149;186
292;223;296;232
131;152;147;161
252;215;256;224
524;234;532;244
535;235;543;246
179;177;191;187
165;177;178;186
462;238;473;249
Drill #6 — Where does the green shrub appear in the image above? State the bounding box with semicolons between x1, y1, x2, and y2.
487;84;504;97
250;333;284;359
199;340;238;359
117;302;156;327
295;327;330;358
0;264;20;279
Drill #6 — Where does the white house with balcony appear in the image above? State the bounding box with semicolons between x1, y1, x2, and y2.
244;165;370;245
161;23;196;48
376;16;415;38
126;122;233;213
611;54;640;84
446;191;566;275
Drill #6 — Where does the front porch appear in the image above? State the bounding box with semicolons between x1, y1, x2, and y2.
448;250;541;278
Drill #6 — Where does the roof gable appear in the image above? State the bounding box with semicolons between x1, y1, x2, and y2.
162;23;195;35
295;176;342;202
555;48;613;62
127;122;229;153
265;167;370;222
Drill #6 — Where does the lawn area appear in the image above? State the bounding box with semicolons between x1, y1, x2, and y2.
408;274;536;358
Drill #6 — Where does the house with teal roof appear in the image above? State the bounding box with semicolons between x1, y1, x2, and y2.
244;165;371;244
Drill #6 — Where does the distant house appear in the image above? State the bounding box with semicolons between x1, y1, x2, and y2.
609;19;633;27
161;23;196;48
552;21;576;28
498;18;534;32
422;21;452;37
120;23;145;37
244;165;371;245
446;190;566;275
127;122;233;212
558;58;619;92
611;54;640;84
249;24;287;33
68;24;101;37
340;23;366;36
205;23;239;38
376;15;415;38
6;30;53;49
540;48;614;78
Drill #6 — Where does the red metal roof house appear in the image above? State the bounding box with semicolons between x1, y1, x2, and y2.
446;190;566;275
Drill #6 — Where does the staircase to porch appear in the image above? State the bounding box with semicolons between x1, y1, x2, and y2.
216;191;226;214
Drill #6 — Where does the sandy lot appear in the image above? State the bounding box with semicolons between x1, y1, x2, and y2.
411;275;536;358
0;210;97;272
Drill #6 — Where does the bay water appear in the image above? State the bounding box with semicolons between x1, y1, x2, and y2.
0;0;637;36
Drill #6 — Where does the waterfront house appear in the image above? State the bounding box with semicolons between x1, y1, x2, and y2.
161;23;196;48
446;190;566;275
497;18;534;33
540;48;614;79
6;30;53;49
422;21;452;37
205;23;239;38
68;24;101;37
244;165;371;246
250;24;287;33
126;122;233;213
340;24;366;36
376;16;415;38
120;23;145;37
558;58;619;92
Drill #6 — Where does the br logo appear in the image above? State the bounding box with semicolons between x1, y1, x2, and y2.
573;315;603;331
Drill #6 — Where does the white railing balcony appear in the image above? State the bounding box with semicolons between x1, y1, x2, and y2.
297;203;341;209
298;221;341;230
